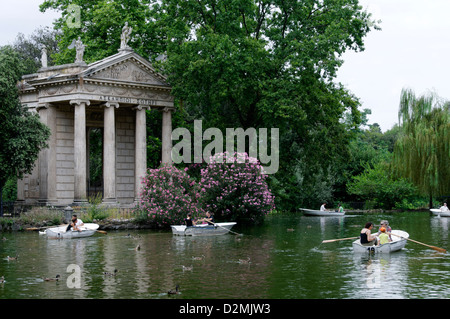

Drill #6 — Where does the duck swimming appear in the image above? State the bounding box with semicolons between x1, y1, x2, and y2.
44;274;61;282
103;269;118;276
168;284;180;295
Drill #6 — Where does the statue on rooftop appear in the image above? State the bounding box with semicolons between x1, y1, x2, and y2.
41;47;48;68
120;22;133;50
74;37;85;63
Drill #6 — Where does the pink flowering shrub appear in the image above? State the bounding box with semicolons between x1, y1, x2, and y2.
134;164;204;227
198;152;276;224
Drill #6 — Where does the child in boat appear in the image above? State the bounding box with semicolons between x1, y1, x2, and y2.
378;227;391;245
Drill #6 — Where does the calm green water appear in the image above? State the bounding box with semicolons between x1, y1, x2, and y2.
0;212;449;299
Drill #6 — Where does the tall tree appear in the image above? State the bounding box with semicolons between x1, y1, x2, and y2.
13;26;61;74
392;88;450;207
0;46;51;212
155;0;378;209
39;0;162;64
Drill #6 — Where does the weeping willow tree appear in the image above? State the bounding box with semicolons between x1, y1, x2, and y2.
392;88;450;207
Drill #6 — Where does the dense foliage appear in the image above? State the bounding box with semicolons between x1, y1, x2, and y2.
0;46;50;194
135;165;205;227
198;152;275;224
392;88;450;207
135;153;275;227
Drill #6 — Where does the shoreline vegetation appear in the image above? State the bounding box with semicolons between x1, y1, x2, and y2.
0;204;433;232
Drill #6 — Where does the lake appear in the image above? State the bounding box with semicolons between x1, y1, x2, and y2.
0;211;449;299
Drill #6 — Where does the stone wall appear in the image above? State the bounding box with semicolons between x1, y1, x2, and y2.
115;110;136;204
56;106;75;204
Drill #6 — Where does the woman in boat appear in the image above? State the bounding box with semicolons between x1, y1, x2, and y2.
440;203;449;212
184;213;196;227
360;222;378;246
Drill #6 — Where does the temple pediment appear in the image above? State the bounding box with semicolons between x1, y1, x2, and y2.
83;51;167;86
20;49;174;109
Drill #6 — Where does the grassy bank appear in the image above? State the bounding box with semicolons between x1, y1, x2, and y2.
0;205;135;231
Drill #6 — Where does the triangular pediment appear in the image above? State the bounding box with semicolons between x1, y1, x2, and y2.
83;51;168;86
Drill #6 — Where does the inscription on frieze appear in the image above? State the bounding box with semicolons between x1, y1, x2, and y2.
99;95;157;106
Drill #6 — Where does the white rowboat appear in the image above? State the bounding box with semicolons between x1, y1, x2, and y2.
171;222;237;236
430;208;450;217
300;208;345;216
45;223;100;239
352;230;409;253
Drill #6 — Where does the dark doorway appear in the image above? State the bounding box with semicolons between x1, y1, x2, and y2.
88;127;103;199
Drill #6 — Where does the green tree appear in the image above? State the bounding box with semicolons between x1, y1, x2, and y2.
39;0;162;64
347;161;417;210
392;88;450;208
0;46;51;209
13;26;61;74
155;0;378;209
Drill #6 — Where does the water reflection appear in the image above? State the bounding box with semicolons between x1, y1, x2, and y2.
0;212;449;299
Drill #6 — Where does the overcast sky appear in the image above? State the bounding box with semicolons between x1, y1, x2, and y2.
1;0;449;132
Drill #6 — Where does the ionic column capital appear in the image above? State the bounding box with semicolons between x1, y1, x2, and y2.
133;105;149;111
36;102;52;111
104;102;119;108
162;107;175;113
70;99;91;107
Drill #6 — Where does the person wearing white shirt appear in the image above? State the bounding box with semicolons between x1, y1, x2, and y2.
320;203;327;211
440;203;449;212
66;214;84;232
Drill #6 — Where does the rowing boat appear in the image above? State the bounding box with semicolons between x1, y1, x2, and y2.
300;208;345;216
44;223;100;239
171;222;237;236
352;230;409;253
430;208;450;217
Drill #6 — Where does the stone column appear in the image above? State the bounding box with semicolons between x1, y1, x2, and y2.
103;102;119;204
134;105;148;201
37;103;57;205
161;107;174;164
70;99;90;204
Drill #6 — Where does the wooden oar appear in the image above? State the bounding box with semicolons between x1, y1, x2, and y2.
390;233;446;253
322;236;359;244
205;220;243;236
96;230;107;234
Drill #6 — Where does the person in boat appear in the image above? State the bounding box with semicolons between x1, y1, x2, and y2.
360;222;378;246
377;220;392;240
377;227;391;246
66;214;84;232
337;203;344;213
198;212;215;225
440;203;449;212
184;213;196;227
319;203;327;211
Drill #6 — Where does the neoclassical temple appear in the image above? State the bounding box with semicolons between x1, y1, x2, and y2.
17;27;174;207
